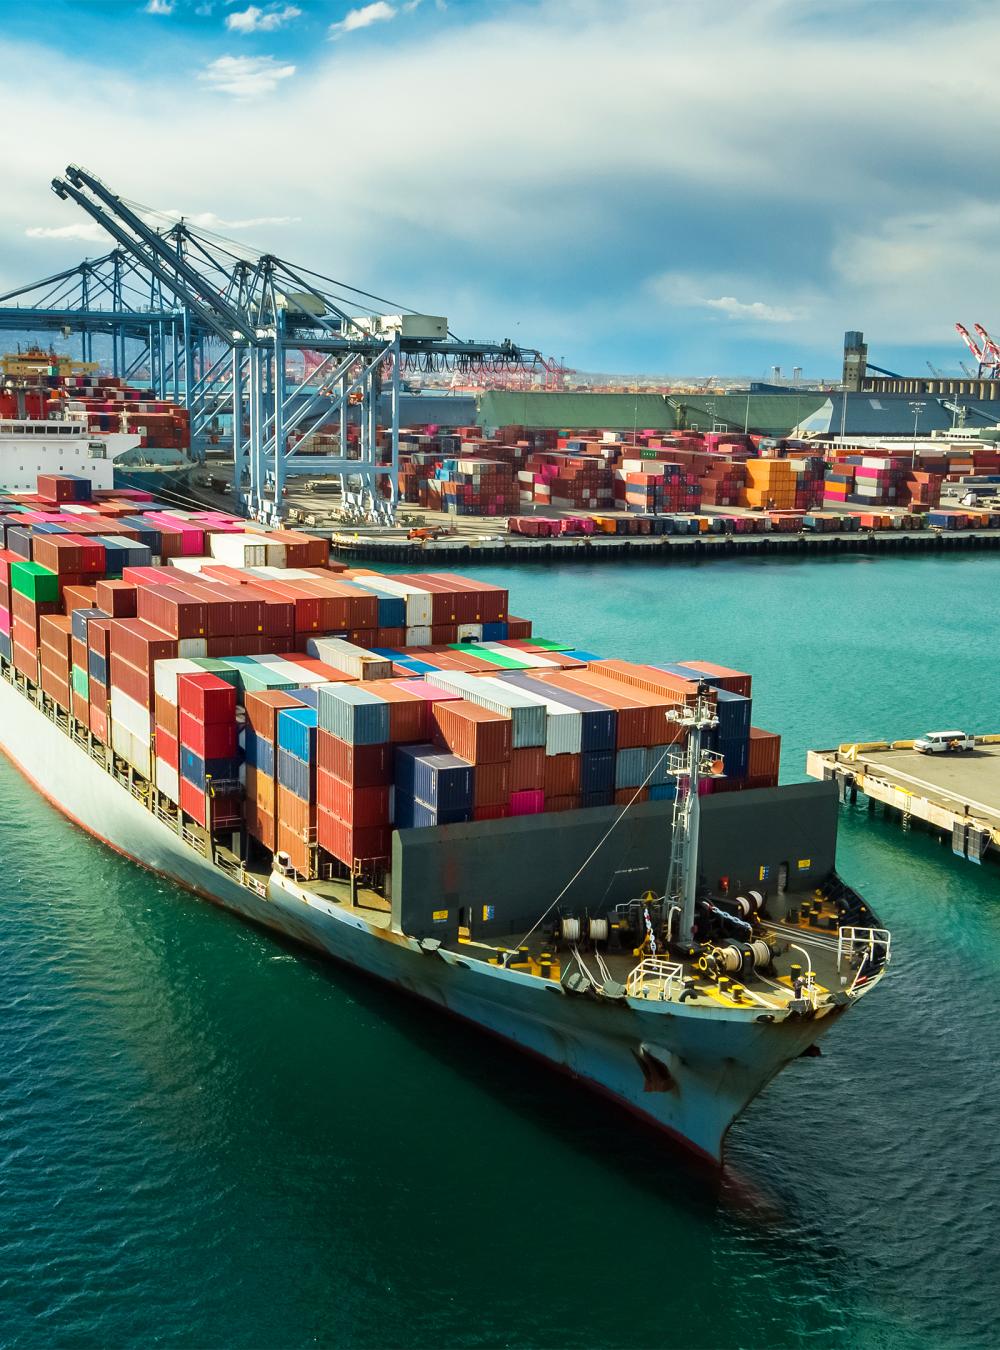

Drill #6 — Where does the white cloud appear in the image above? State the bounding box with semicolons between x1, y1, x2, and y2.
4;1;1000;367
144;0;174;14
25;222;107;243
226;4;301;33
329;2;396;39
198;54;296;97
702;296;796;324
157;209;301;230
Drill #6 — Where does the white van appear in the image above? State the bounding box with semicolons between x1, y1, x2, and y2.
913;730;975;754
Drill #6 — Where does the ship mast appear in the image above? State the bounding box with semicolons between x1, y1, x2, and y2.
664;682;719;946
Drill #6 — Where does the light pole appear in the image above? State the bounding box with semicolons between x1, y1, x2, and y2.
909;400;926;469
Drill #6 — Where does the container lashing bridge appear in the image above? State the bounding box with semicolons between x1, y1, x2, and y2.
0;165;546;522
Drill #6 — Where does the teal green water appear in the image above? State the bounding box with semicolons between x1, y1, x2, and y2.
2;553;999;1349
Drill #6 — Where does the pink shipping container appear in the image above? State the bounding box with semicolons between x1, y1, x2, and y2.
510;789;544;815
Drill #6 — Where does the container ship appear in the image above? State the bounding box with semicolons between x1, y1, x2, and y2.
0;468;891;1164
1;347;193;498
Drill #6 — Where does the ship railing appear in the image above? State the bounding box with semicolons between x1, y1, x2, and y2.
626;957;684;1002
837;926;892;991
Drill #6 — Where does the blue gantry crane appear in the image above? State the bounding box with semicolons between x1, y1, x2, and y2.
0;166;545;522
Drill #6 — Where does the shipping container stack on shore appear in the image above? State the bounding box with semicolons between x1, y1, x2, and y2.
0;473;785;885
379;420;1000;535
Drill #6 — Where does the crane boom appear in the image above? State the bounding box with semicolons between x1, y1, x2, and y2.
955;323;985;374
973;323;1000;370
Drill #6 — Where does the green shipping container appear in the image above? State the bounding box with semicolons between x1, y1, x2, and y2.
10;560;59;604
447;643;532;670
72;664;89;699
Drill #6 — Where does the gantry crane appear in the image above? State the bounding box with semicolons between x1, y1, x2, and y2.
0;166;549;522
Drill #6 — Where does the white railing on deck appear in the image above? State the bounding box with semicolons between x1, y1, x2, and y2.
837;926;892;991
626;957;684;1002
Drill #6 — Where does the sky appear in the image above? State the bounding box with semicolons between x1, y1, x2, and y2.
0;0;997;378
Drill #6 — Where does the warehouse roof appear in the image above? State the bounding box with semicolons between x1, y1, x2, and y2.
477;391;676;431
672;393;827;437
796;394;1000;437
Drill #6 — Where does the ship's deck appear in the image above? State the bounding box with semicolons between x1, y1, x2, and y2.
440;887;888;1013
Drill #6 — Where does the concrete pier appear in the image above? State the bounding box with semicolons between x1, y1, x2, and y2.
326;527;1000;565
806;739;1000;863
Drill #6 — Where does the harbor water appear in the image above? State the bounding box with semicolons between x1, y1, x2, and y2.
2;552;999;1349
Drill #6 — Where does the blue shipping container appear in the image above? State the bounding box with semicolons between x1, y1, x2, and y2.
580;749;615;793
394;745;473;810
88;651;108;685
393;789;472;829
277;746;315;800
276;706;318;761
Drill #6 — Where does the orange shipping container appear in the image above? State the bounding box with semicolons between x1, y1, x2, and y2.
748;727;781;779
432;700;512;764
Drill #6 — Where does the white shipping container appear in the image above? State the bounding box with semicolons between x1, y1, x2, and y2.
209;534;268;568
456;623;483;642
155;758;179;803
405;625;432;646
305;636;392;681
168;557;212;574
491;677;582;755
110;687;152;742
153;657;202;705
246;566;318;581
112;722;152;778
353;576;432;626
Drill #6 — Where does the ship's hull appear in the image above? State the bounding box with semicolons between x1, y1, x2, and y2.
0;673;843;1164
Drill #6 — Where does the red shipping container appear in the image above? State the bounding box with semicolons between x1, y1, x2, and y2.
510;745;545;791
748;727;781;779
544;753;582;796
39;615;73;661
376;627;406;648
157;728;179;770
72;689;90;728
432;700;512;764
110;653;154;707
615;786;649;805
109;618;177;672
317;771;390;828
545;794;582;813
89;682;109;740
316;731;392;786
372;682;427;743
95;580;138;617
62;584;99;613
136;586;208;639
473;804;509;821
177;671;236;724
473;760;510;808
12;641;37;680
247;802;277;851
316;806;389;867
675;660;752;698
40;664;70;709
178;710;236;759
